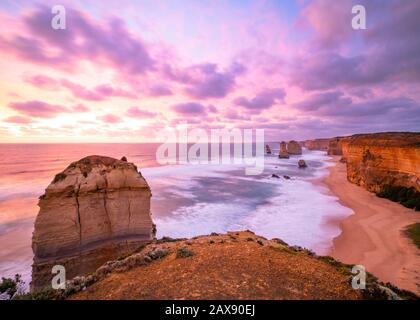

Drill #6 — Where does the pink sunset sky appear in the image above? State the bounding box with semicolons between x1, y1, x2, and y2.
0;0;419;143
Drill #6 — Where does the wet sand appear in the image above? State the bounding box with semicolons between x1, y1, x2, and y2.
324;156;420;294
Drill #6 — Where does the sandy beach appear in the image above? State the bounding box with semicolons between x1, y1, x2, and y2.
324;156;420;294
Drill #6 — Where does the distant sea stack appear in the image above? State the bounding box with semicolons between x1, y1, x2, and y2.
342;133;420;193
31;156;156;292
304;138;330;151
287;140;302;155
278;142;290;158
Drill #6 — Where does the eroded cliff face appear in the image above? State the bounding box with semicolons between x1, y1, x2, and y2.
342;133;420;193
31;156;155;291
304;138;330;151
328;137;349;156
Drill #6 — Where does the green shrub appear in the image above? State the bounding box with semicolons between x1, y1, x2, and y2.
405;223;420;249
14;288;59;300
176;247;194;258
0;274;23;297
377;185;420;211
52;172;67;183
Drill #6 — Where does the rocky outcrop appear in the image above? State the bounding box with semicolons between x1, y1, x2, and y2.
265;145;272;155
278;142;289;159
287;140;302;155
342;133;420;193
31;156;156;292
298;160;307;168
57;231;417;300
304;138;330;151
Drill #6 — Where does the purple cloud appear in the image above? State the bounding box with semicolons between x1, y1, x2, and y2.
8;100;69;118
98;114;122;124
94;85;136;99
1;6;155;75
60;79;103;101
294;92;420;123
3;116;34;124
223;110;251;121
25;74;136;101
292;1;420;91
126;107;157;118
293;91;352;112
25;75;59;90
171;102;206;115
165;62;246;99
207;104;218;113
148;85;173;97
296;0;354;50
60;80;136;101
73;104;90;113
233;88;286;111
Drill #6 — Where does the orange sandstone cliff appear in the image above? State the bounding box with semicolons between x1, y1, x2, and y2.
328;137;349;156
341;133;420;193
303;133;419;193
31;156;156;292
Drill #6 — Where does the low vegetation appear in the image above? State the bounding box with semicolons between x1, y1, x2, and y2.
377;185;420;211
176;247;194;258
405;223;420;249
0;274;25;299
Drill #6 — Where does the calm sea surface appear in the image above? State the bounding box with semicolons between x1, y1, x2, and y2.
0;143;352;287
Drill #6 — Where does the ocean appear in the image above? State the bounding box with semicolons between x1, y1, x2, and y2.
0;143;352;287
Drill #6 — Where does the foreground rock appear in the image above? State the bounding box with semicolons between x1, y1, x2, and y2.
287;140;302;155
21;231;416;300
298;160;307;168
31;156;156;292
278;141;290;159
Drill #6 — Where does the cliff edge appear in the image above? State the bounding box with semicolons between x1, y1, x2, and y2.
28;231;415;300
342;132;420;193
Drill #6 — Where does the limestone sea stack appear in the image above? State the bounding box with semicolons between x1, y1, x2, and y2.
265;144;272;155
31;156;156;292
278;141;289;159
287;140;303;155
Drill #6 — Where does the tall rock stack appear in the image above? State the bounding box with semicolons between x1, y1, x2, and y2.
265;145;272;155
287;140;302;155
31;156;156;292
278;142;290;159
